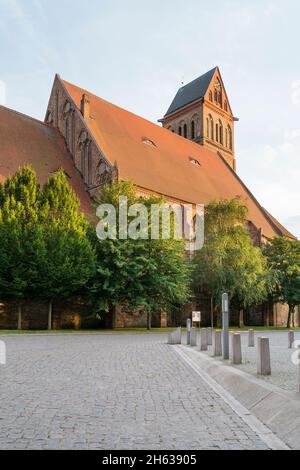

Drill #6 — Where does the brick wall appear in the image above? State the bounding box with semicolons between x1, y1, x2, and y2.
115;304;147;328
1;297;297;330
0;297;99;330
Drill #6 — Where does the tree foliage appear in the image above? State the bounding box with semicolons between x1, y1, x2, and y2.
38;171;96;303
0;166;43;302
264;237;300;327
193;198;268;316
90;181;192;328
0;166;96;329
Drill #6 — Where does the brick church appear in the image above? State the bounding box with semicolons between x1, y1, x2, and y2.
0;67;297;328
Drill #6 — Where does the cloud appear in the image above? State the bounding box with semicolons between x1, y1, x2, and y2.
291;80;300;105
239;126;300;238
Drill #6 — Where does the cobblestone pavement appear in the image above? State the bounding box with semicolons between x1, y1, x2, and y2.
0;333;271;450
195;330;300;393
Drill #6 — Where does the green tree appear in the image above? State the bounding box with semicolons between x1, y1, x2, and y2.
264;237;300;328
0;167;96;330
0;166;44;328
90;181;192;329
193;198;268;326
39;170;96;329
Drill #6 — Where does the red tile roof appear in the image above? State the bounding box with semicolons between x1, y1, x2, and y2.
262;208;296;240
62;79;296;240
0;105;92;215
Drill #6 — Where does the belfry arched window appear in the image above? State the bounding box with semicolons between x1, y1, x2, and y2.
178;126;182;136
209;115;214;140
219;120;223;145
216;123;219;142
228;125;233;150
206;118;209;138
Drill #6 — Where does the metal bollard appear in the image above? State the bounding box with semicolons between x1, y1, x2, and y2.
213;330;222;357
186;319;191;345
207;327;213;346
199;328;208;351
232;333;242;365
168;331;177;345
177;327;182;345
298;345;300;393
190;327;197;347
257;337;271;376
288;330;295;349
222;294;229;360
248;329;255;347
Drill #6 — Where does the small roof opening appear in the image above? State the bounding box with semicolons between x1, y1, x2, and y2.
189;157;201;166
142;137;157;148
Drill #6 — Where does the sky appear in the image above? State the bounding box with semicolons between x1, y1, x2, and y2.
0;0;300;237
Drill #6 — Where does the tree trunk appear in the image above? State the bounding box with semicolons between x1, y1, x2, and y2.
17;301;22;330
147;311;152;331
110;304;116;330
292;308;296;328
210;297;214;328
48;299;53;331
287;305;294;329
239;309;245;329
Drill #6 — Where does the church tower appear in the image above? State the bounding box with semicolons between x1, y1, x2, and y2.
159;67;237;171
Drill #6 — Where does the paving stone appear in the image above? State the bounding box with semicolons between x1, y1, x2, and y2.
0;332;270;450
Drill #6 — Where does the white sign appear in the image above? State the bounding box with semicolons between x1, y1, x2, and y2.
222;293;229;313
192;311;201;323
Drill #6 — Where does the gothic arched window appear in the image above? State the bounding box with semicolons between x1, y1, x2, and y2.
65;116;70;148
87;143;93;185
56;91;59;127
216;123;219;142
81;143;87;176
206;118;209;138
183;124;187;138
79;131;91;182
178;126;182;136
191;121;195;140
